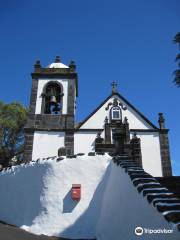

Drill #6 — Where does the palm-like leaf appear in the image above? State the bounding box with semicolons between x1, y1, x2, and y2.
175;53;180;61
173;32;180;44
173;69;180;87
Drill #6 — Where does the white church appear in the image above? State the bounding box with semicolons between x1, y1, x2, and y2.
0;56;180;240
24;56;172;177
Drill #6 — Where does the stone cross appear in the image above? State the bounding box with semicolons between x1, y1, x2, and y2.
111;81;118;93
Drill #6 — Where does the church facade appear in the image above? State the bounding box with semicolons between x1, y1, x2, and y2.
24;56;172;177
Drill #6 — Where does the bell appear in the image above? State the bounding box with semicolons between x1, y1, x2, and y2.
50;95;57;104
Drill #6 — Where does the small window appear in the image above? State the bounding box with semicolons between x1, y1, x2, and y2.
111;107;122;120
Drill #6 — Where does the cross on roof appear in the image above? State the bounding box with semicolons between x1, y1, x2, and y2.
111;81;118;93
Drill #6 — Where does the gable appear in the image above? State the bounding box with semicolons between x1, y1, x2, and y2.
78;93;158;130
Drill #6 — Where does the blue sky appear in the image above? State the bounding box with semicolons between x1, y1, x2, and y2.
0;0;179;175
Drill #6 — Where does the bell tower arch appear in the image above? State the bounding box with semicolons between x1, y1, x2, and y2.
24;56;78;161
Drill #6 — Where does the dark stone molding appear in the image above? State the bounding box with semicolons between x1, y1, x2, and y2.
24;128;74;132
159;131;172;177
25;114;74;130
130;129;166;133
28;78;38;115
32;67;76;75
75;129;103;132
74;128;166;133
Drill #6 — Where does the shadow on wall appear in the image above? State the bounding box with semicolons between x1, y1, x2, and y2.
0;163;51;227
60;163;112;238
91;140;95;151
63;190;80;213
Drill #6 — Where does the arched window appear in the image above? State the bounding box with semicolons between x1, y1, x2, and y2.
110;106;122;121
41;82;63;114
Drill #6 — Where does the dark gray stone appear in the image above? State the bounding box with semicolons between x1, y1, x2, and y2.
58;147;66;156
88;152;96;156
159;131;172;177
76;153;85;156
56;157;64;162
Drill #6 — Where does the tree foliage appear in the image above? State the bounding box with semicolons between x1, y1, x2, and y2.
173;32;180;87
0;102;27;166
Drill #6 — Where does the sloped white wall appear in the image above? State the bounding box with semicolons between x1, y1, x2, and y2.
0;157;177;239
0;155;111;239
80;96;153;130
96;163;179;240
35;79;68;114
32;131;65;160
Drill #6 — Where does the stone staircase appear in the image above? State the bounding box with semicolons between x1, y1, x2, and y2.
113;155;180;231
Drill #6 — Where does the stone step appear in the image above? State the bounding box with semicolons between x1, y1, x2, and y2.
147;193;176;203
153;199;180;206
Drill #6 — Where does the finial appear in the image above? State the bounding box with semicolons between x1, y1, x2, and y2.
111;81;118;93
158;113;165;129
105;116;108;123
34;60;41;71
124;117;128;124
133;132;138;139
69;60;76;70
55;56;61;63
113;98;118;107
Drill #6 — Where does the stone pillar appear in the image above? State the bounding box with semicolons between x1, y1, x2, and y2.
158;113;172;177
65;130;74;156
65;76;75;155
124;117;130;143
24;75;39;162
24;130;34;162
104;117;111;144
130;133;142;167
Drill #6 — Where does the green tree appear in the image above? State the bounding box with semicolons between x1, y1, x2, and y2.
0;102;27;167
173;32;180;87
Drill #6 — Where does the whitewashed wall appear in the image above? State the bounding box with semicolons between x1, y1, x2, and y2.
80;96;152;130
74;132;97;154
32;131;65;160
135;132;162;177
74;130;162;177
35;79;68;114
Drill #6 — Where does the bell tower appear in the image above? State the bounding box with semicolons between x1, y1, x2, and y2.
24;56;78;161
